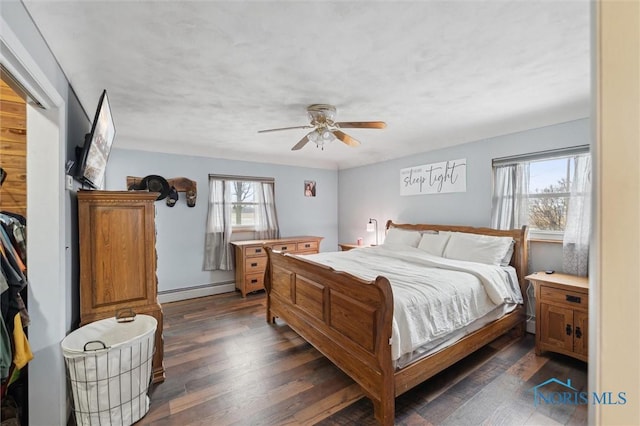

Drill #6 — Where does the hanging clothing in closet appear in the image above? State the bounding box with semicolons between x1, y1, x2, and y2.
0;211;32;390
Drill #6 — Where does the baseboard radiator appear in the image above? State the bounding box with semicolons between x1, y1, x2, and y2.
158;281;236;303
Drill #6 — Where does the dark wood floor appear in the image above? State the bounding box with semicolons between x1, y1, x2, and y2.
139;292;588;426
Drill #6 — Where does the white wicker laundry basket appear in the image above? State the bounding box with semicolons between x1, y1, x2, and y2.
61;314;157;426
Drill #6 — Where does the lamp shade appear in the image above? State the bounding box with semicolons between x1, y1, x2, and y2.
367;218;379;245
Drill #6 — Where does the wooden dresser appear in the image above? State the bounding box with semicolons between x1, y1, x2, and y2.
231;236;323;297
78;190;165;383
526;272;589;362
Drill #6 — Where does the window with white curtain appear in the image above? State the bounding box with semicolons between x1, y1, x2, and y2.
491;146;591;276
204;175;280;271
491;146;590;239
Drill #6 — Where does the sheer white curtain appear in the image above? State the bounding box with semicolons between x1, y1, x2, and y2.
563;154;592;276
204;178;233;270
254;181;279;240
491;163;530;230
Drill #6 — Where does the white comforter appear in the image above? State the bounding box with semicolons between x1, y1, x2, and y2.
294;245;522;361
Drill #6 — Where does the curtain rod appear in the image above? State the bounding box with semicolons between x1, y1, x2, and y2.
208;174;275;183
492;145;590;166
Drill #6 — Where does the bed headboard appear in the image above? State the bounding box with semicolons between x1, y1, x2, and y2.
385;221;529;297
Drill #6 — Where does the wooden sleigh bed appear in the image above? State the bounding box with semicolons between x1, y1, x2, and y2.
264;221;528;425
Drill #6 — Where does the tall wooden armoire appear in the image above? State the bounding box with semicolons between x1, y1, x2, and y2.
77;190;165;383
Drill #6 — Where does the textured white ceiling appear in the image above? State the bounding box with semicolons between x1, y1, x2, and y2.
23;0;590;170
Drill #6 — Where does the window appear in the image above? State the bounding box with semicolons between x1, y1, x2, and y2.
491;146;590;240
229;181;258;230
527;157;574;239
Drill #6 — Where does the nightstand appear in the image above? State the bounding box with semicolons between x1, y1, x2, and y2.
338;243;364;251
526;272;589;362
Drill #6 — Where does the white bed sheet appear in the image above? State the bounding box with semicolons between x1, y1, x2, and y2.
394;302;517;369
294;245;523;362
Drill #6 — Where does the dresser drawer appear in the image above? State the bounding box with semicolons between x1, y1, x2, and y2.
297;241;318;252
245;256;267;273
245;273;265;292
540;286;587;310
271;243;295;253
245;245;266;258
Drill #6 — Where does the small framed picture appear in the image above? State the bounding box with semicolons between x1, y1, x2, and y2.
304;180;316;197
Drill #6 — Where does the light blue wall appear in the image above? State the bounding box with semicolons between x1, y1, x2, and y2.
106;148;338;293
338;118;590;273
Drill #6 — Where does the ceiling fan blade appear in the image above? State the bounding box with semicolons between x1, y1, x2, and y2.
258;125;313;133
291;135;310;151
335;121;387;129
332;130;360;147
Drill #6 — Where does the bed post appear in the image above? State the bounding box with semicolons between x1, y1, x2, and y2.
264;252;276;324
373;376;395;426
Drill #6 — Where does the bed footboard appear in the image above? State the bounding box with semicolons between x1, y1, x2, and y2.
264;248;396;425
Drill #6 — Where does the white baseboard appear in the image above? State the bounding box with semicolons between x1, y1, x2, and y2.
158;282;236;304
526;318;536;334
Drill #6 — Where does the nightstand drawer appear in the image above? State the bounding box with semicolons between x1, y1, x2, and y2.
245;256;267;273
540;286;587;310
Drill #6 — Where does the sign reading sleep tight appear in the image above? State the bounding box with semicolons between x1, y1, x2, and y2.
400;158;467;196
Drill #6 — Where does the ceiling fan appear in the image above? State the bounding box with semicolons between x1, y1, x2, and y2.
258;104;386;151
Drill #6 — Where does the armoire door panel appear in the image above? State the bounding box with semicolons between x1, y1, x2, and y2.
89;206;149;307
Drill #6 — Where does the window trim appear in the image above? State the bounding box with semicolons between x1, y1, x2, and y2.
208;173;274;183
492;145;589;167
528;230;564;242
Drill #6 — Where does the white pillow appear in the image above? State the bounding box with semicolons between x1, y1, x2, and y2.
383;228;421;247
417;233;451;257
500;240;515;266
443;232;514;266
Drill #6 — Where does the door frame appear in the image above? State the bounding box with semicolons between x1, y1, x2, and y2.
1;14;69;426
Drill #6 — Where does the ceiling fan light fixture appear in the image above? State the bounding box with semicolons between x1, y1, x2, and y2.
320;129;333;141
324;109;336;122
308;130;319;143
260;104;385;150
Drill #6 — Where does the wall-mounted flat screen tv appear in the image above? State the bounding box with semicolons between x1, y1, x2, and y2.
75;89;116;189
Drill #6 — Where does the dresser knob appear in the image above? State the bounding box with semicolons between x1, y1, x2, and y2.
566;324;572;336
